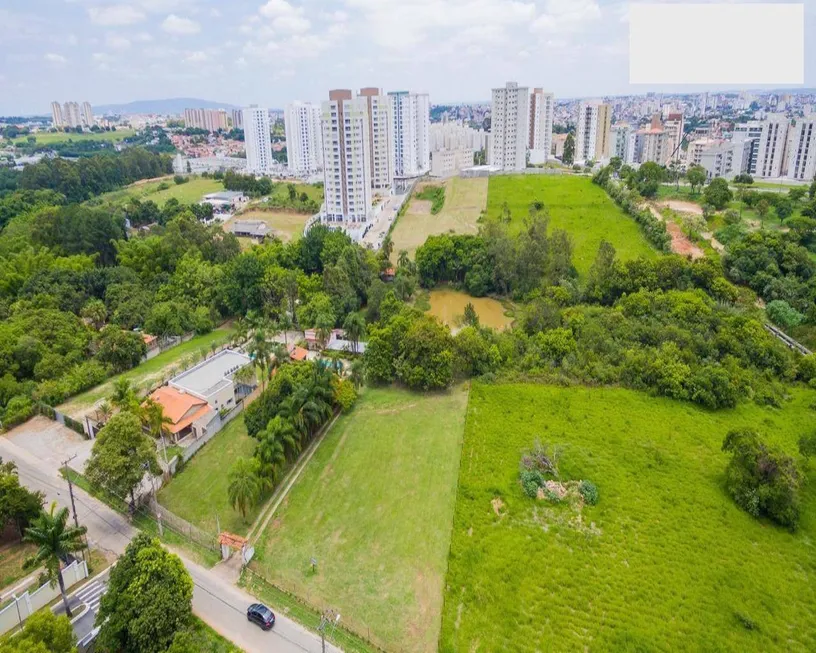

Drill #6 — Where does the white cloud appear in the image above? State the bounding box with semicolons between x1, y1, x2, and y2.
273;14;311;34
106;34;132;50
161;14;200;34
183;50;208;63
88;5;145;26
44;53;67;65
257;0;311;34
530;0;601;34
134;32;153;42
138;0;196;11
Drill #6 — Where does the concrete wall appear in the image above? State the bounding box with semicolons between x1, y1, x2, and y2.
0;560;88;635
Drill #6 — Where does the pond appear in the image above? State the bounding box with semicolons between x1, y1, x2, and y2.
426;288;513;332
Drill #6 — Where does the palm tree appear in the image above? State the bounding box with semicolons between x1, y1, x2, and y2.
315;313;334;351
247;329;272;391
381;234;394;261
342;312;366;355
23;503;88;618
227;458;263;521
233;364;257;395
277;309;293;347
270;343;289;375
141;398;173;466
96;401;113;425
349;359;365;389
397;249;411;270
255;433;287;484
110;378;135;411
263;416;301;460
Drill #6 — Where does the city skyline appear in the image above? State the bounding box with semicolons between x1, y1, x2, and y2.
1;0;815;115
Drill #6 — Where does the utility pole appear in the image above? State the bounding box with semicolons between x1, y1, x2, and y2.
62;455;86;564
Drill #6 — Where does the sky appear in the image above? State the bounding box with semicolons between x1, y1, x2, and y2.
1;0;814;114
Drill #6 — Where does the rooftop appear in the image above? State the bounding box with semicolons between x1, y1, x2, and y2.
148;386;211;434
170;349;252;398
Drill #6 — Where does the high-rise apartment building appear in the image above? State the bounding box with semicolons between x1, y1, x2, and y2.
489;82;529;171
633;115;672;165
183;108;229;132
663;113;684;161
388;91;430;178
51;102;64;128
786;116;816;181
321;90;372;223
357;88;392;194
231;109;244;129
755;114;790;178
575;101;612;163
732;120;763;175
81;102;94;128
528;89;554;165
611;124;635;164
63;102;82;128
429;121;487;152
242;107;273;175
284;101;323;176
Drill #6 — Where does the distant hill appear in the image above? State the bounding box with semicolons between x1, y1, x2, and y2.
94;98;237;116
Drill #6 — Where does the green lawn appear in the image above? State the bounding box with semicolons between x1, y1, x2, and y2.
57;326;234;418
487;175;658;276
251;386;470;652
158;416;260;536
13;129;136;145
95;176;224;208
441;383;816;653
0;541;37;592
184;616;241;652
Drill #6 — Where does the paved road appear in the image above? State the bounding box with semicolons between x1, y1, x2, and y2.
0;436;337;653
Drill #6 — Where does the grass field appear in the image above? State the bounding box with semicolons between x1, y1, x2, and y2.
57;326;234;419
441;383;816;652
391;177;487;258
487;175;658;276
0;541;37;592
225;210;308;243
158;416;260;536
95;176;224;208
14;129;136;145
251;386;470;652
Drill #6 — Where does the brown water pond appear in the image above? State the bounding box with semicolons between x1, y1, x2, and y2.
426;288;513;331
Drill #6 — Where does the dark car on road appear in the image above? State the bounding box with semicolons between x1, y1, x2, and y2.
247;603;275;630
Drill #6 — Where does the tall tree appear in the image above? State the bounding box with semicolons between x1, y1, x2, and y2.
141;398;173;466
85;412;160;512
562;133;575;165
227;457;263;520
23;503;88;618
247;328;272;391
342;311;367;355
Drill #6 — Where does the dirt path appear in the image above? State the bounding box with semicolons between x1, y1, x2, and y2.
659;200;703;216
647;205;705;259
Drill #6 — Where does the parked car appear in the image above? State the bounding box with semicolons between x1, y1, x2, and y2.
247;603;275;630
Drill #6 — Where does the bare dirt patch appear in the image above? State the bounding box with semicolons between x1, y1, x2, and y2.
410;199;433;216
660;200;704;216
665;221;705;260
491;497;506;517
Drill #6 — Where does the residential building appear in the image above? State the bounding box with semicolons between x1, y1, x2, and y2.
183;108;229;132
686;138;722;167
663;113;684;161
284;101;323;176
699;141;747;180
430;148;474;176
633;115;672;165
489;82;530;171
50;101;64;128
611;124;635;164
231;109;243;129
575;100;612;163
552;133;568;159
786;115;816;181
357;88;392;194
81;102;94;127
429;121;488;152
388;91;431;178
63;102;82;128
242;106;273;175
755;113;790;178
732;120;763;174
321;89;372;223
528;88;554;165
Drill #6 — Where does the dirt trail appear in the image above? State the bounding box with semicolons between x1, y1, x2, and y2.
659;200;703;216
647;206;705;260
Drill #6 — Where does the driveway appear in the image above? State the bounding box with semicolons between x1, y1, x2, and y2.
4;416;92;474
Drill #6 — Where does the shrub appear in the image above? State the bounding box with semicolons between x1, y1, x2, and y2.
579;480;599;505
2;395;33;428
332;377;357;413
520;469;545;498
416;185;445;214
722;428;801;529
766;300;804;329
173;175;188;185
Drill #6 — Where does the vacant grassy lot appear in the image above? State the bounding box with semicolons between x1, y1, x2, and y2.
225;210;308;243
58;326;234;419
487;175;657;276
96;176;224;208
391;177;487;258
158;416;260;536
0;541;37;592
441;383;816;652
251;386;470;652
14;129;136;145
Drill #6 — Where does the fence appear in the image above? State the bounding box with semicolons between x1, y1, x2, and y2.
459;166;571;178
146;497;219;552
0;560;88;635
34;402;91;439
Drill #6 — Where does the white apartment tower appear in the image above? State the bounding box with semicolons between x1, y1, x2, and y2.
663;113;684;161
787;116;816;182
388;91;431;178
284;101;323;176
575;101;612;163
242;107;273;175
231;109;244;129
528;88;554;165
611;124;635;164
51;102;64;128
183;108;228;132
755;114;790;178
321;90;372;223
358;88;392;194
63;102;82;129
81;102;94;127
489;82;530;171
